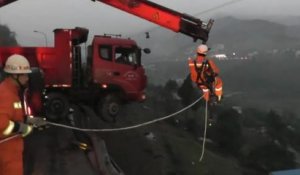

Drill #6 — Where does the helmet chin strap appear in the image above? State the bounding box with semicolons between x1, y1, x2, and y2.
11;74;26;90
197;53;206;57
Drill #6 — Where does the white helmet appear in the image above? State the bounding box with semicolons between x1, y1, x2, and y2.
197;44;208;55
4;54;32;74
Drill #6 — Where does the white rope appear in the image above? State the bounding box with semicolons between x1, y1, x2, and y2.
0;96;203;144
199;100;208;162
47;96;204;132
0;134;20;144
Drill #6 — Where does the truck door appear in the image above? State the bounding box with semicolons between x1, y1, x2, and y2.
113;46;146;96
92;45;114;84
92;43;146;101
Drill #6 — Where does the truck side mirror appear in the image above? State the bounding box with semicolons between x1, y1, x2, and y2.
143;48;151;54
145;32;150;39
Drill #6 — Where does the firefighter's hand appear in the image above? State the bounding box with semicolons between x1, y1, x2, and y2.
16;122;33;137
217;95;222;102
25;115;47;128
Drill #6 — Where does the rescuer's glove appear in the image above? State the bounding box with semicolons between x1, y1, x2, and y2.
25;115;47;128
217;95;222;102
13;122;33;137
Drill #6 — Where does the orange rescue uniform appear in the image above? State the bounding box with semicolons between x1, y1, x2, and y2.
0;78;25;175
188;55;223;101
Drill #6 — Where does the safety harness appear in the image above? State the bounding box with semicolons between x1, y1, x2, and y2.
193;59;215;93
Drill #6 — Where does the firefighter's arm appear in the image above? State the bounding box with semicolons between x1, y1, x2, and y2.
188;58;197;83
0;115;33;137
10;122;33;137
0;95;14;137
0;114;11;137
214;77;223;102
208;60;220;75
0;98;33;137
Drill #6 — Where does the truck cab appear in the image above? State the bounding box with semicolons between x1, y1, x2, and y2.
88;35;147;102
86;35;148;122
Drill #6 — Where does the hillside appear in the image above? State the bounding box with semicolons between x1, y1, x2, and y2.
135;16;300;63
210;17;300;54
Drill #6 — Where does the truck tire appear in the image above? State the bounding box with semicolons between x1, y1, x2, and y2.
45;93;69;121
69;104;92;144
97;94;121;123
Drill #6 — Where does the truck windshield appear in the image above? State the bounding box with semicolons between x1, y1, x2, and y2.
115;47;140;66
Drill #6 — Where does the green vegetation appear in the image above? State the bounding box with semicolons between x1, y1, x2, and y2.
0;24;18;46
100;77;300;175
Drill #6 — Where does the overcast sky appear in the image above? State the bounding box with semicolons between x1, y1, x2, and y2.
0;0;299;46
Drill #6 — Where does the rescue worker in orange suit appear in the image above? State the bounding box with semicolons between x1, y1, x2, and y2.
0;54;34;175
188;44;223;103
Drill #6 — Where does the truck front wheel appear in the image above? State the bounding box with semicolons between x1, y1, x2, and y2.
45;93;69;121
97;94;121;123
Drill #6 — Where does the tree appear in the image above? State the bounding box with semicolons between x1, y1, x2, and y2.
242;108;266;128
177;74;201;110
213;109;243;155
247;142;296;173
164;79;178;92
0;24;18;46
265;110;288;146
162;79;180;114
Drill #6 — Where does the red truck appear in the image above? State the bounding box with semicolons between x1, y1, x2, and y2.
0;27;149;122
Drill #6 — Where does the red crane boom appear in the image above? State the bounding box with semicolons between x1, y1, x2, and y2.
0;0;213;42
93;0;213;42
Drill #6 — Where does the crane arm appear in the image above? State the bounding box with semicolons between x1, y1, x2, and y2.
93;0;213;42
0;0;17;7
0;0;213;42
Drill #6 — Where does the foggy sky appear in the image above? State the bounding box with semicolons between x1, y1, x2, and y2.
0;0;299;46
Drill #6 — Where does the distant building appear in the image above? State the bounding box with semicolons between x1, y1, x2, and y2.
270;169;300;175
211;43;225;52
247;51;259;58
213;54;227;60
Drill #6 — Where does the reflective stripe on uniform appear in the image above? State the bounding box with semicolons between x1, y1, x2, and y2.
3;121;15;136
215;87;223;91
13;102;22;109
202;88;209;92
189;63;203;66
189;63;209;68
